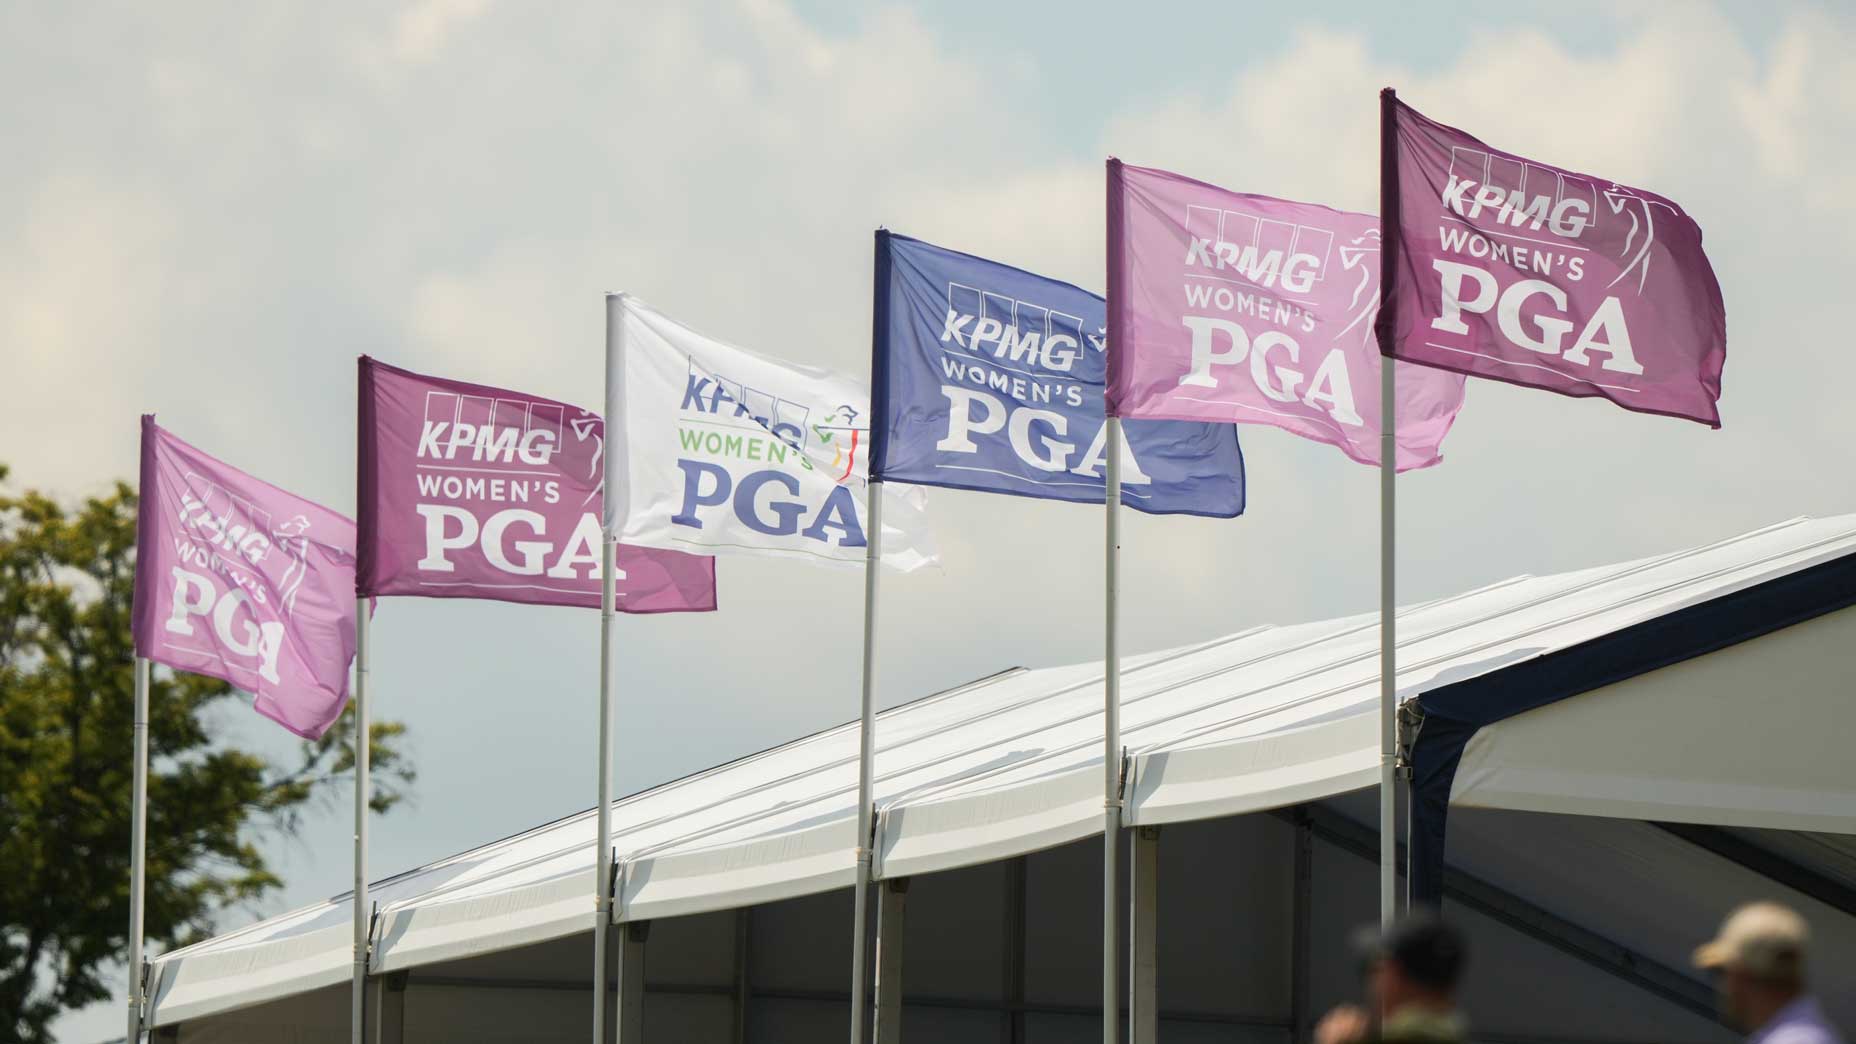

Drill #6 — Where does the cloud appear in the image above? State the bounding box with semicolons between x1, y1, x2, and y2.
394;0;495;64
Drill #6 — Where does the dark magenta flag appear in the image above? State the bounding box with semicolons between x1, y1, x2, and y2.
357;357;716;612
1383;91;1726;427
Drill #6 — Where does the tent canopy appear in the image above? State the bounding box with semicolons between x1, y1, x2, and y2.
146;515;1856;1028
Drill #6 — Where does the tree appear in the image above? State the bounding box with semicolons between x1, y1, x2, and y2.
0;466;413;1042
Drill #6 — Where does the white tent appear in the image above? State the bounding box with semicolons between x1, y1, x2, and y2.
143;515;1856;1042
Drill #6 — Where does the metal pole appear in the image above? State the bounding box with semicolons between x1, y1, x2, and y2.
1103;417;1124;1044
1377;86;1400;932
353;599;371;1042
596;294;623;1044
126;655;149;1043
848;479;884;1044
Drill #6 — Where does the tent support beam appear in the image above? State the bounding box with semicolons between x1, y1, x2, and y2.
367;972;406;1044
1281;807;1718;1023
1002;858;1027;1044
733;909;751;1044
1291;810;1313;1044
873;878;909;1043
614;921;647;1044
1653;822;1856;918
1128;827;1159;1044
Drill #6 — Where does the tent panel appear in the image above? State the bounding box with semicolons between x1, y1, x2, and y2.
169;983;344;1043
1022;837;1104;1010
748;887;854;995
1155;815;1297;1019
641;992;734;1041
642;908;737;988
620;817;856;923
1442;807;1856;1033
747;996;848;1044
402;981;588;1044
1128;714;1378;827
1307;808;1735;1044
895;859;1012;1002
877;762;1103;880
373;868;594;974
1452;605;1856;832
147;921;351;1027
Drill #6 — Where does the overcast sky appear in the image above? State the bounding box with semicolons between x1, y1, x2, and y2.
9;1;1853;1039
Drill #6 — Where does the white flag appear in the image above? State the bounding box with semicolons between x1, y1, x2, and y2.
606;295;936;571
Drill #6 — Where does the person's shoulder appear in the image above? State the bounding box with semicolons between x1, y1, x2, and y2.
1763;1024;1846;1044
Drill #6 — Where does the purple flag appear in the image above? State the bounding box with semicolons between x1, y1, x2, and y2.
132;416;359;739
357;357;717;612
1106;160;1466;471
1384;92;1726;427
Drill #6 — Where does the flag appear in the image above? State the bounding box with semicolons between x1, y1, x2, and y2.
872;231;1245;517
131;416;358;739
1383;93;1726;427
1106;159;1467;471
356;357;716;612
608;295;936;571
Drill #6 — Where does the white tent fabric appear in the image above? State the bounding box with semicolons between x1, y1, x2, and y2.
1452;600;1856;830
145;514;1856;1028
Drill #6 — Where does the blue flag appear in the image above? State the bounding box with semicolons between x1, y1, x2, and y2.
870;232;1244;517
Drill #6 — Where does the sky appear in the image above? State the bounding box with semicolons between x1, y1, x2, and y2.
6;1;1853;1039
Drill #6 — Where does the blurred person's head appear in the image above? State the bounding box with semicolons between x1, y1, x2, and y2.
1356;913;1467;1019
1695;901;1811;1030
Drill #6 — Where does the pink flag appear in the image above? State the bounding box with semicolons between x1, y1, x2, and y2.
132;416;359;739
1383;92;1726;427
357;357;716;612
1106;159;1466;471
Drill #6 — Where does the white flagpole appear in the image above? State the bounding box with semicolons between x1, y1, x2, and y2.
1103;417;1123;1044
847;479;883;1044
125;654;150;1043
1378;345;1397;931
1377;86;1399;932
595;294;623;1044
352;599;371;1041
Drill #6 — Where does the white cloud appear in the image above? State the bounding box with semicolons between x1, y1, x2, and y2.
394;0;495;64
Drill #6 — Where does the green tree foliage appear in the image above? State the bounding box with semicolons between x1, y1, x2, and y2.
0;466;413;1042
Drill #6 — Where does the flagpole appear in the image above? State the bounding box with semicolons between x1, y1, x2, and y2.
1377;85;1400;931
125;654;149;1043
1103;417;1123;1043
847;481;883;1044
595;294;622;1044
352;599;371;1042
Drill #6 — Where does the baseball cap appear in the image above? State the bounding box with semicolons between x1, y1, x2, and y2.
1354;912;1467;992
1694;902;1808;979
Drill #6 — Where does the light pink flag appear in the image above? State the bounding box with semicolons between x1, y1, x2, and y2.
132;415;359;739
1383;92;1726;427
1105;159;1467;471
357;357;716;612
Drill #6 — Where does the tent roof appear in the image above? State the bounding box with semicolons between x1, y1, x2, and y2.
146;515;1856;1027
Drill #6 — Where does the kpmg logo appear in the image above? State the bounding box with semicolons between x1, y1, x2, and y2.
1441;146;1595;239
1184;206;1334;294
416;392;565;468
939;283;1099;374
681;362;813;451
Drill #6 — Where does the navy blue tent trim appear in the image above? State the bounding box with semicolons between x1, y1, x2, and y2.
1409;548;1856;907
